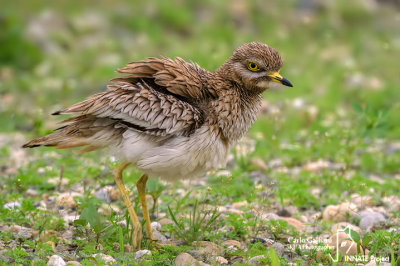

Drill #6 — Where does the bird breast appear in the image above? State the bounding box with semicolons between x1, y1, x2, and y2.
210;90;262;143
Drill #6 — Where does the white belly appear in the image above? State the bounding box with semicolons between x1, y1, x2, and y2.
116;126;229;181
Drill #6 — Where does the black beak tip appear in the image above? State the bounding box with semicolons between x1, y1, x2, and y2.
281;77;293;87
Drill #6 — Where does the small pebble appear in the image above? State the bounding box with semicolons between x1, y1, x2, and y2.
382;196;400;212
230;255;245;264
62;230;74;241
151;221;161;231
63;215;80;224
135;249;151;259
350;193;374;208
92;253;115;263
193;241;222;257
4;202;21;210
47;177;69;186
358;211;386;231
47;255;66;266
108;186;121;201
186;249;200;259
263;239;275;247
26;188;39;197
94;187;111;203
9;225;37;239
271;242;284;256
152;230;168;244
222;240;241;248
174;253;197;266
56;192;81;208
282;217;305;231
215;256;228;264
249;255;266;265
260;212;280;221
323;202;357;222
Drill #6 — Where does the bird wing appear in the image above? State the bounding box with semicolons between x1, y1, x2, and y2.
22;58;211;150
112;57;218;99
55;80;203;137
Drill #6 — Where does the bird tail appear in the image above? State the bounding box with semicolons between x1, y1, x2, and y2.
22;131;90;150
22;116;122;153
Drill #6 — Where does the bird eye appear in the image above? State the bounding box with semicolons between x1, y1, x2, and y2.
248;62;260;72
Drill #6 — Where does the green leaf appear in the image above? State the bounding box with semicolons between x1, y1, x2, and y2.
73;219;88;226
268;247;281;266
80;198;103;234
119;225;124;257
361;234;372;247
352;103;363;113
344;227;360;243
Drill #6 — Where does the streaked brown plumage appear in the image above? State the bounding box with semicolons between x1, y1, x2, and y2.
23;42;293;249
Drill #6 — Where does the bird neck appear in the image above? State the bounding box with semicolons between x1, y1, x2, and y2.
207;73;262;144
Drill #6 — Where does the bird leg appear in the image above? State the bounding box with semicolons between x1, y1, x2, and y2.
136;174;154;241
113;162;142;250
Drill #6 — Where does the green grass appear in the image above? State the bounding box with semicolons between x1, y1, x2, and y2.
0;0;399;265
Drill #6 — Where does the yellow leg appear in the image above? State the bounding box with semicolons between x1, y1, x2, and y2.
113;162;142;250
136;174;154;240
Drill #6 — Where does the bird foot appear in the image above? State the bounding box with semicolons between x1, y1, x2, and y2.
131;225;143;250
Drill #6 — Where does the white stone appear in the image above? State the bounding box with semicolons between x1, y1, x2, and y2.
47;177;69;186
4;201;21;210
92;253;115;263
359;211;386;231
56;192;81;208
152;230;168;244
151;221;161;231
135;249;151;259
94;188;110;203
47;255;66;266
259;212;280;221
26;188;39;197
249;255;266;264
63;215;80;224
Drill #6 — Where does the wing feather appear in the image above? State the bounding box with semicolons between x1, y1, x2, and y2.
114;57;218;99
56;81;203;137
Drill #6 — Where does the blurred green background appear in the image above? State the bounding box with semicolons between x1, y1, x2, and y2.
0;0;399;143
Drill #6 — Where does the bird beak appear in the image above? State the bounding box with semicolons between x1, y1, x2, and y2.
266;72;293;87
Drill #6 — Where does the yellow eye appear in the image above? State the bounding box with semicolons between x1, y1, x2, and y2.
248;62;260;71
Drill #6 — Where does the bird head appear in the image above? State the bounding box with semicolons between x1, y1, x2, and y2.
217;42;293;94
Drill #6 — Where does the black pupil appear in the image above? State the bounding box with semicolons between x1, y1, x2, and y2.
251;63;256;68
